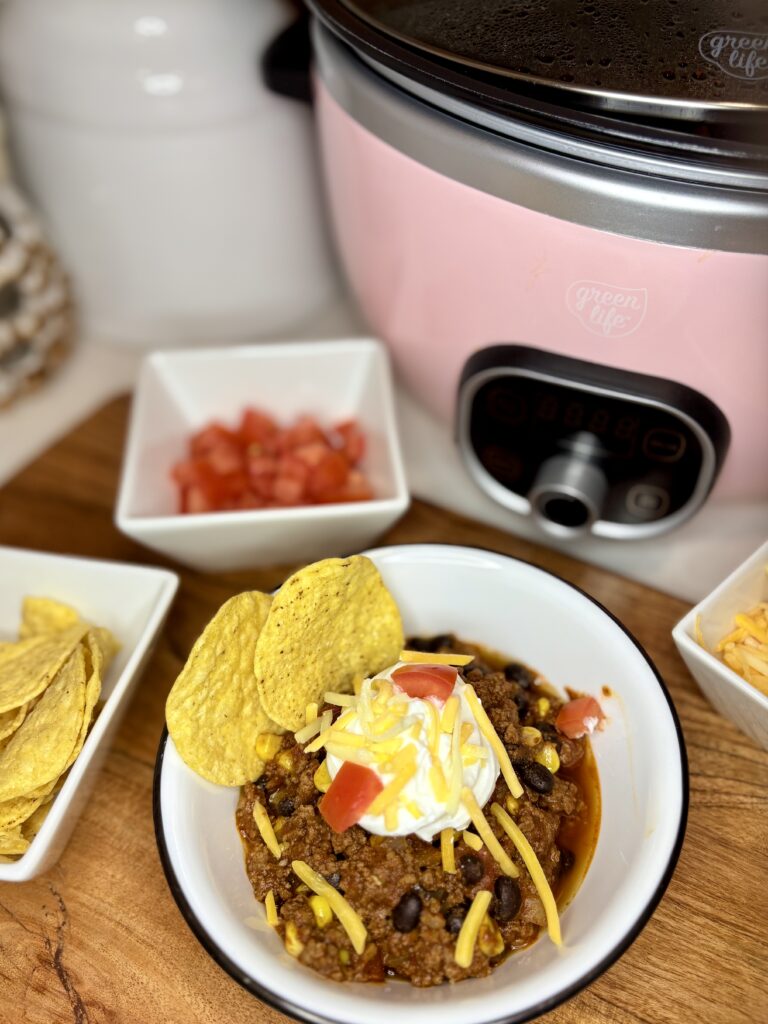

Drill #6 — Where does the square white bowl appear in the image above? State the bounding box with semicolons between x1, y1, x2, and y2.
115;339;410;572
0;546;178;881
672;539;768;751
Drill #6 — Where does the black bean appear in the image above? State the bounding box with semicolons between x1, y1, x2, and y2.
459;854;484;884
254;774;269;789
276;797;295;816
559;848;575;873
444;906;466;934
392;891;422;933
536;721;558;738
325;871;342;890
513;693;529;717
426;634;455;652
513;759;555;794
492;877;521;923
504;662;534;687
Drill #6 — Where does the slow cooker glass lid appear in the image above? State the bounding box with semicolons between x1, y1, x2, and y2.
336;0;768;120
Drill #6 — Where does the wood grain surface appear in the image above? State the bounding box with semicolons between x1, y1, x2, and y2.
0;397;766;1024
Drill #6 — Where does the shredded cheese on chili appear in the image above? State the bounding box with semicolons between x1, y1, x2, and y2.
399;650;474;666
265;890;278;927
441;827;456;873
464;685;524;798
461;788;518;877
454;890;492;967
491;802;562;946
292;860;367;954
253;801;282;859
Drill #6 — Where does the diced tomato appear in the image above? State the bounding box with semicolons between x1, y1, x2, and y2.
272;475;305;505
391;664;457;703
294;441;331;468
333;420;366;465
204;442;244;476
171;408;374;514
190;423;238;458
555;696;605;739
275;415;327;452
317;469;375;505
319;762;383;832
237;407;278;446
307;450;349;500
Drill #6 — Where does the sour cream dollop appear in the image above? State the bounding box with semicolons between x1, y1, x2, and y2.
324;662;499;841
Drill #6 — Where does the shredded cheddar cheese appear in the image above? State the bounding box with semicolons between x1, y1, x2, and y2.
253;801;282;859
464;685;524;798
440;695;460;733
441;827;456;873
462;830;483;852
399;650;474;666
461;788;518;877
702;592;768;698
265;890;278;927
305;702;318;725
367;761;417;815
454;890;492;967
491;802;561;946
324;691;356;707
292;860;367;954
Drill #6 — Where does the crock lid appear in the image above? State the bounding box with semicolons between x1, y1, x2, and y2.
330;0;768;121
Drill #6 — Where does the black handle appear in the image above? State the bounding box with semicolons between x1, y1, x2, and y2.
261;12;313;103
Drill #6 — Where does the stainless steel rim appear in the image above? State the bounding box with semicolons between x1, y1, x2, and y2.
314;22;768;254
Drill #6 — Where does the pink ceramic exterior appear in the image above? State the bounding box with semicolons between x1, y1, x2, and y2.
316;83;768;499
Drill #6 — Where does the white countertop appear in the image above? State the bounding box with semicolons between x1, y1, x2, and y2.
1;299;765;604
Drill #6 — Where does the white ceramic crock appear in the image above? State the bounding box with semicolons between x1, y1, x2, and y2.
0;0;339;345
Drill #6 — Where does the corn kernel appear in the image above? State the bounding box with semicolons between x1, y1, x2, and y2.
536;697;551;717
309;895;333;929
478;916;505;957
339;949;351;965
505;795;520;816
256;733;283;761
313;760;331;793
273;816;286;835
535;743;560;774
521;726;542;747
277;750;295;773
284;921;304;957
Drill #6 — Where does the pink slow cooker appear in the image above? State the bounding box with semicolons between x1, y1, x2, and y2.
303;0;768;539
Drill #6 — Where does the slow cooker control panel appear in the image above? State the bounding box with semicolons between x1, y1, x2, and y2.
457;346;730;540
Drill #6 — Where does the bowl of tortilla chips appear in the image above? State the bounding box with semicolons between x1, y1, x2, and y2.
0;545;178;881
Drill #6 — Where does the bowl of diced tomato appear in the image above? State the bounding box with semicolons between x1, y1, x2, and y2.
115;339;409;572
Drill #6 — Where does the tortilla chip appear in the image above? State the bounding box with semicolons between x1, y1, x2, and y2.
0;645;87;803
0;701;29;742
0;793;45;832
19;596;81;638
254;556;404;731
0;624;87;714
21;797;53;840
60;631;103;774
0;827;29;856
166;592;283;786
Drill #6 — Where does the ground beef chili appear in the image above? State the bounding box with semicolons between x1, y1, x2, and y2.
236;636;601;987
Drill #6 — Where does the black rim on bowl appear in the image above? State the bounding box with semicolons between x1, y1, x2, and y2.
153;543;689;1024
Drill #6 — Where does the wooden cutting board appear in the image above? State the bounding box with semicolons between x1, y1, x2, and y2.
0;397;765;1024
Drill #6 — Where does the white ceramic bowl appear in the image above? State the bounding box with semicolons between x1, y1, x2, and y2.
672;539;768;751
115;339;410;572
154;543;687;1024
0;545;178;882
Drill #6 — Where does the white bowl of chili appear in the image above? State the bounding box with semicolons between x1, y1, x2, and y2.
115;339;409;572
154;543;687;1024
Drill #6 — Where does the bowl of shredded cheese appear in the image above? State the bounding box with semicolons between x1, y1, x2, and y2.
673;539;768;751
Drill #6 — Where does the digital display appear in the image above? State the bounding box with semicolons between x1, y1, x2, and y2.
469;376;703;523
